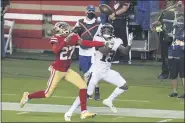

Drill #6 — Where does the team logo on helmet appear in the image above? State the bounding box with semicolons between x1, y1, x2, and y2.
53;22;71;36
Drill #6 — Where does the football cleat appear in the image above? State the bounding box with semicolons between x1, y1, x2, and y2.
168;92;178;98
64;112;72;122
102;99;117;113
80;111;97;119
20;92;29;108
87;94;93;99
178;93;185;99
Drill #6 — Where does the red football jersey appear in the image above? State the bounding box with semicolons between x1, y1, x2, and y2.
50;34;79;72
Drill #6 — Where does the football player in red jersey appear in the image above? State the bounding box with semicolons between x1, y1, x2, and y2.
20;21;108;120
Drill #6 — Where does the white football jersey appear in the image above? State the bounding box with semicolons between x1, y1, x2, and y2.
89;35;123;72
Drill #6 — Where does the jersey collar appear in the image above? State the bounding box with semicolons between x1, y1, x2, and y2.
84;17;96;24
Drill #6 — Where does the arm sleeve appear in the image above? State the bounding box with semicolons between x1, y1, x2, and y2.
81;40;104;47
118;45;131;55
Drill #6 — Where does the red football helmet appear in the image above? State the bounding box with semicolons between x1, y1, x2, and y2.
53;21;71;36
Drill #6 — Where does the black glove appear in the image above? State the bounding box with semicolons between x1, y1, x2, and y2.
72;26;84;36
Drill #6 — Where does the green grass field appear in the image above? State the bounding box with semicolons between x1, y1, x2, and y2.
1;59;184;122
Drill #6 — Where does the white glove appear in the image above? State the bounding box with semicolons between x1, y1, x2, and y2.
128;33;133;46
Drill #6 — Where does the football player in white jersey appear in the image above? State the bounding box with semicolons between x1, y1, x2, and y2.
64;23;133;121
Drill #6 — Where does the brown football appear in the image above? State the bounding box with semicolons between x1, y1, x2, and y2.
99;4;113;15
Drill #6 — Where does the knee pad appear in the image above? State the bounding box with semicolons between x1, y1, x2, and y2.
119;84;128;90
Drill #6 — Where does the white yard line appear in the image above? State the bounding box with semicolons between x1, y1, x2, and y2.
112;116;124;120
2;102;184;119
157;119;173;122
3;94;150;103
16;112;30;115
116;99;149;103
2;94;16;96
52;96;75;99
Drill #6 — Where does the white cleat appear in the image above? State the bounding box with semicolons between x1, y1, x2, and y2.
64;112;72;122
102;99;117;113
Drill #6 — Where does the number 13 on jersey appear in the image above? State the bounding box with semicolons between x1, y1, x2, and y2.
60;46;75;60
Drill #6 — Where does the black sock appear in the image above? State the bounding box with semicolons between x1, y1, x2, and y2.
95;87;100;94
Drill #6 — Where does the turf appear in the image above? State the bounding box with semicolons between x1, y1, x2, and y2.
2;111;184;122
1;59;185;122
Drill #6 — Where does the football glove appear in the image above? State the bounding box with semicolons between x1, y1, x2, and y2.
104;39;114;49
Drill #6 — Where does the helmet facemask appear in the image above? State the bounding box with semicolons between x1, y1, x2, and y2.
101;24;114;40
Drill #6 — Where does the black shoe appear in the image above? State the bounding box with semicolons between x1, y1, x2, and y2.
87;94;92;99
94;87;101;101
178;93;185;99
158;74;169;80
168;92;178;97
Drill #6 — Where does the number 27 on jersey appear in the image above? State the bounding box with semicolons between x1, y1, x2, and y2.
60;46;75;60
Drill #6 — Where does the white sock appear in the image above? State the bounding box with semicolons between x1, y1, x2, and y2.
107;87;125;102
67;96;80;114
173;89;177;93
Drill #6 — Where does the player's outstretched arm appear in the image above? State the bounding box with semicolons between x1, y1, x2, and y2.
118;33;133;55
77;39;105;47
66;33;105;47
118;45;131;55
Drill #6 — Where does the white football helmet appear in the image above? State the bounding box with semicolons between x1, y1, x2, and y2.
53;21;71;36
100;23;114;39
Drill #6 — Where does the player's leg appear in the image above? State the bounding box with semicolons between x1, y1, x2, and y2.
64;69;96;121
64;96;81;121
79;55;101;100
168;59;179;97
102;69;127;113
87;72;102;97
20;68;65;108
178;57;185;98
65;71;100;121
91;55;101;100
79;55;91;79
